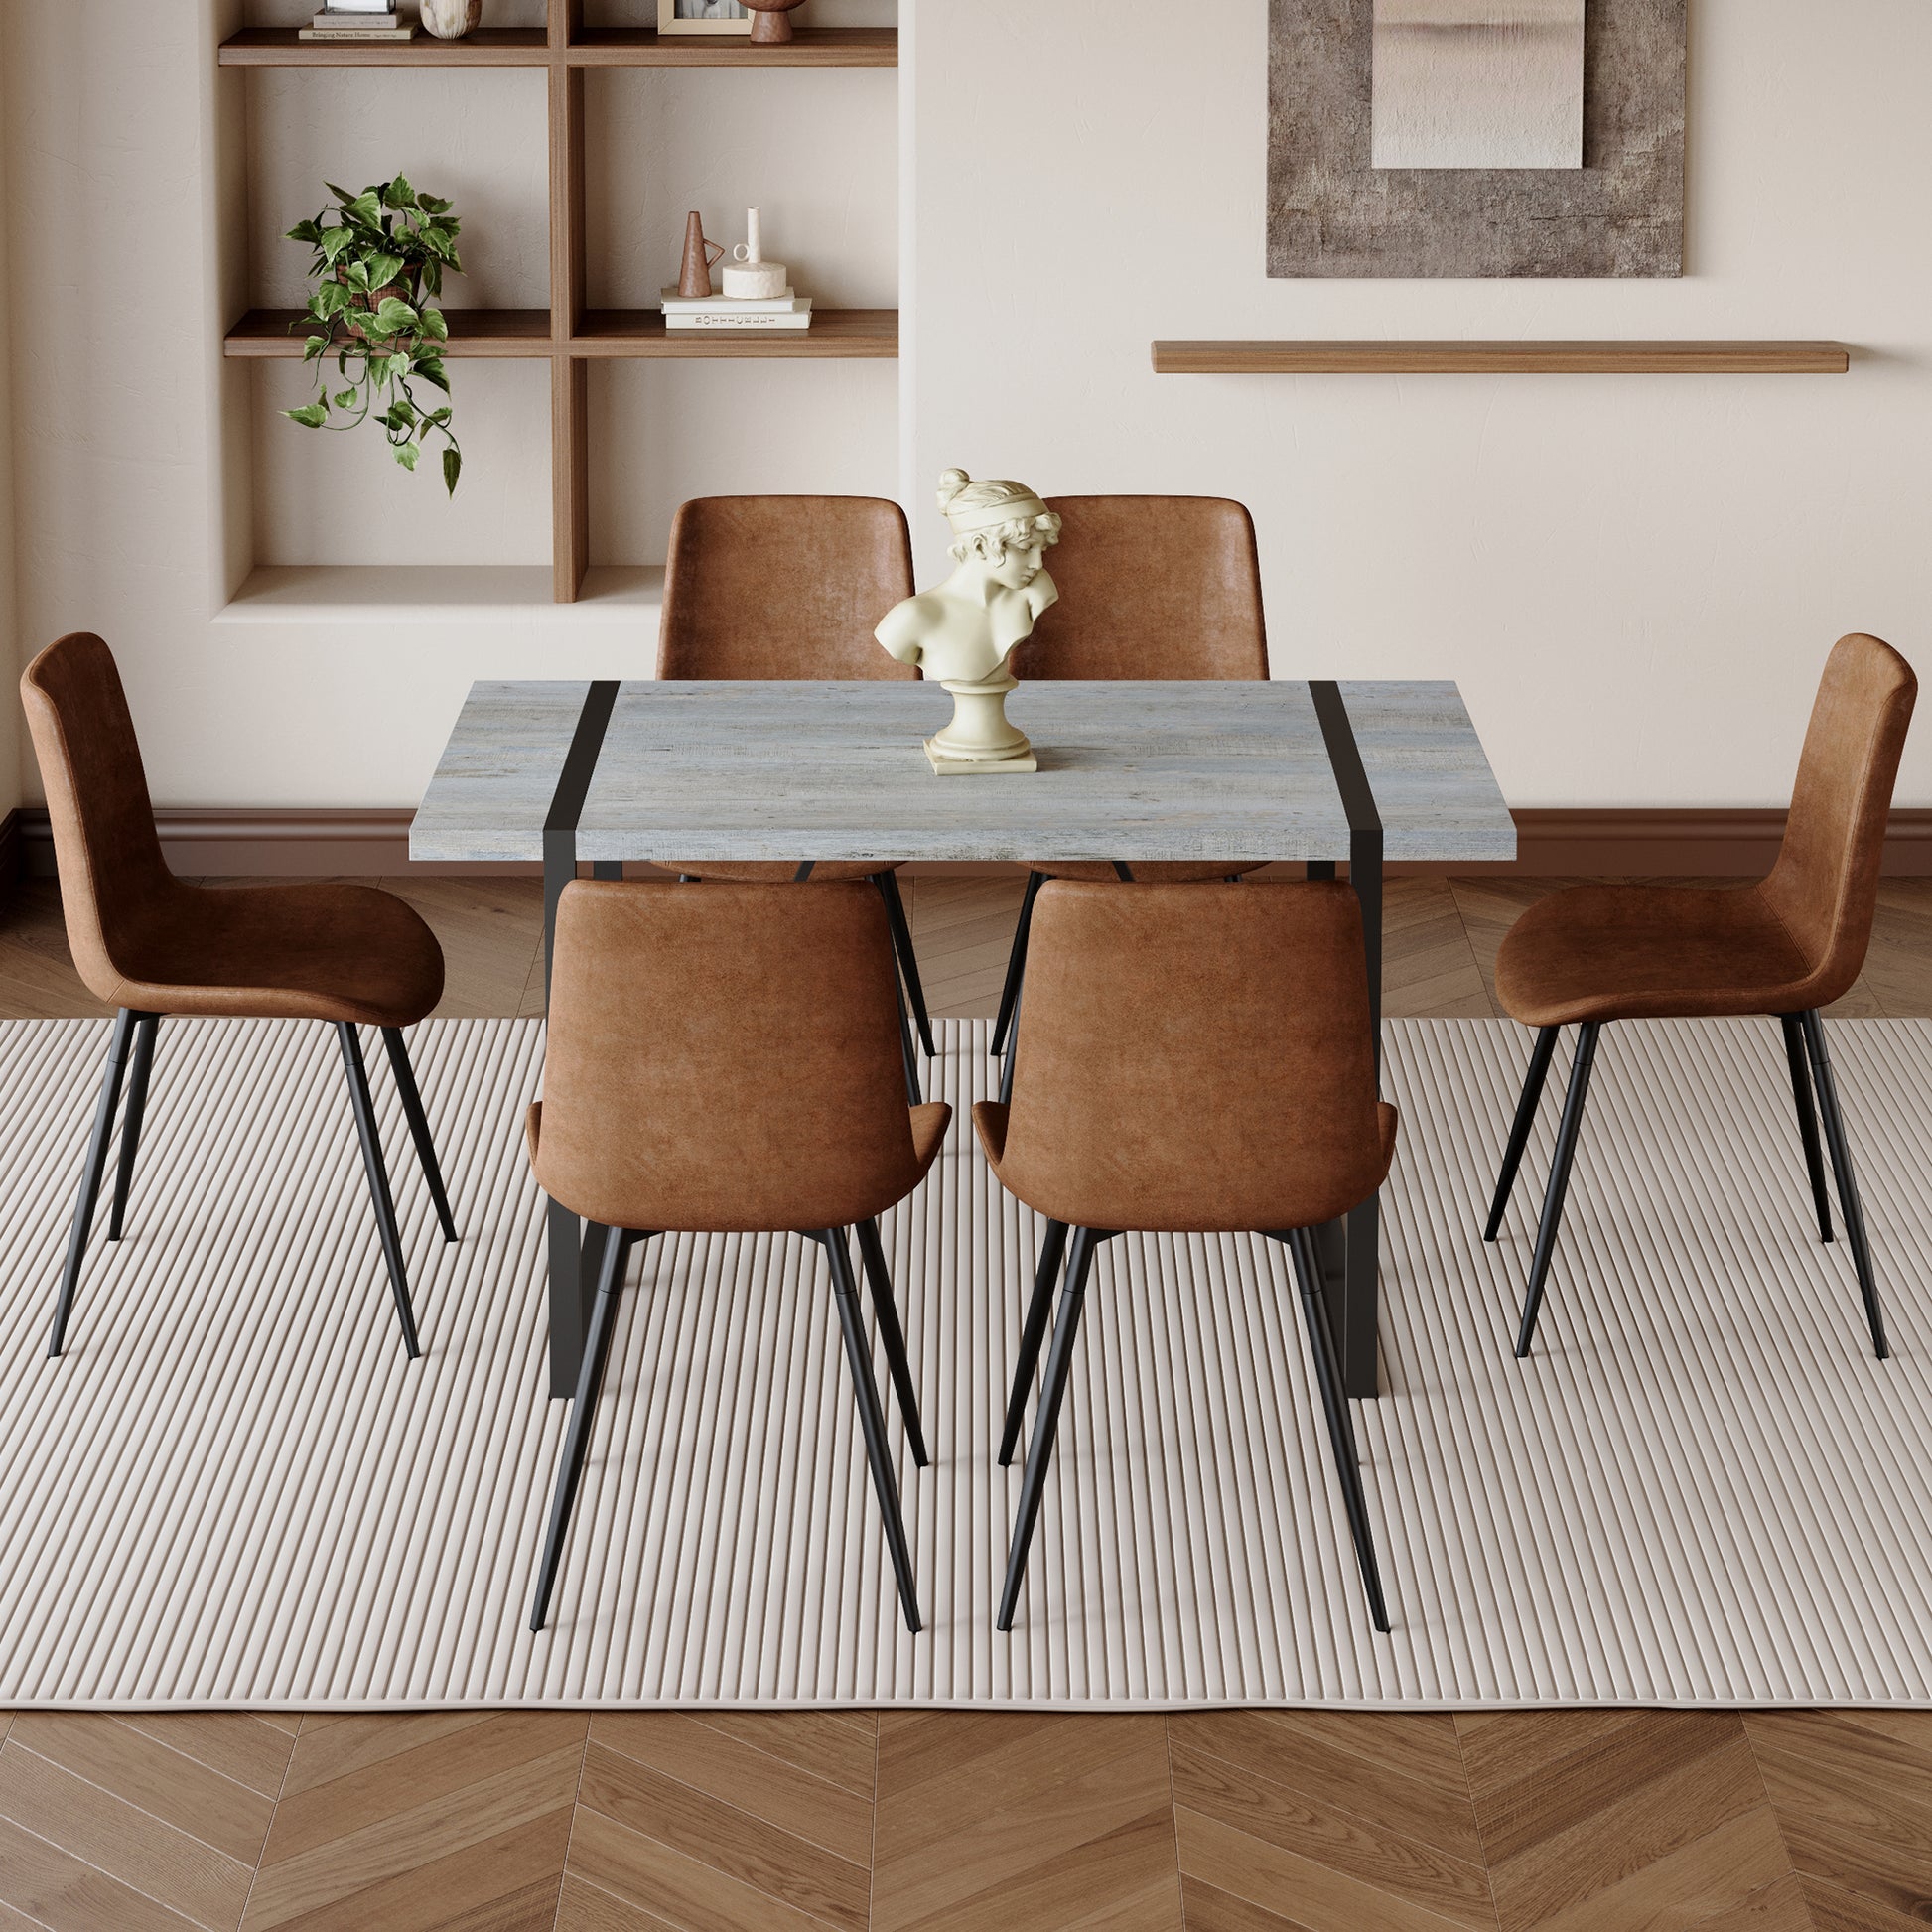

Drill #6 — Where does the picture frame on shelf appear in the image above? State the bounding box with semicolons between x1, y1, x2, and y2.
657;0;754;34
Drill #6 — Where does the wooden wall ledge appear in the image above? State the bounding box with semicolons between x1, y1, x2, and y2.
1151;342;1853;375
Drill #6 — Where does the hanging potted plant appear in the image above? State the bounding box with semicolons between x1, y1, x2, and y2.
283;176;464;494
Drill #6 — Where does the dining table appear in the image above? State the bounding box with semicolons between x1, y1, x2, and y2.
412;677;1517;1401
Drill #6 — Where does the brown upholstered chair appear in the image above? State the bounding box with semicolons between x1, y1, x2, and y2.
525;879;949;1634
20;632;455;1360
974;881;1397;1632
654;495;936;1073
990;496;1272;1086
1486;633;1917;1361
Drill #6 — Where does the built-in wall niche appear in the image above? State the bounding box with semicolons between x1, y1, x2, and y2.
219;0;901;605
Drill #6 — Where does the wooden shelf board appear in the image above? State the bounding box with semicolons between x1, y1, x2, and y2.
218;28;549;67
569;28;897;68
572;309;898;358
1152;341;1854;375
217;27;896;69
224;309;555;358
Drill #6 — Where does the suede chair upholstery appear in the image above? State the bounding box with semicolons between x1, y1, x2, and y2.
1486;632;1916;1362
525;879;949;1635
990;498;1274;1083
20;631;454;1360
1010;495;1272;888
651;494;936;1074
656;494;914;888
973;881;1396;1633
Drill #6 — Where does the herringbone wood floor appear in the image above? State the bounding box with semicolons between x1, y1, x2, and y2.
3;870;1930;1932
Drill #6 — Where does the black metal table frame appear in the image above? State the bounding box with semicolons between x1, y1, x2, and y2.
536;678;1386;1403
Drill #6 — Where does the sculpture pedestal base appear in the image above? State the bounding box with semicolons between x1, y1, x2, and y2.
924;670;1035;777
924;738;1037;776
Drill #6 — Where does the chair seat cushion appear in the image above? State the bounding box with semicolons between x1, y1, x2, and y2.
1029;861;1267;885
106;882;445;1028
1494;883;1825;1027
661;861;897;884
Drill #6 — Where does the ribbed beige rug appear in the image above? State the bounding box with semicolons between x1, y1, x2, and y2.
0;1015;1927;1709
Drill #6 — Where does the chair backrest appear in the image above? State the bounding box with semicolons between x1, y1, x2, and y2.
656;495;917;682
20;632;179;1006
535;880;925;1232
1759;632;1916;1000
993;881;1392;1232
1008;496;1268;683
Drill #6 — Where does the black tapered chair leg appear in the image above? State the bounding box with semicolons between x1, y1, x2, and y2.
48;1007;144;1357
895;979;922;1107
822;1228;922;1632
998;971;1022;1109
380;1026;460;1243
336;1023;421;1360
1799;1009;1888;1359
1516;1022;1602;1358
106;1013;161;1242
991;870;1045;1060
1484;1025;1559;1241
874;872;936;1060
1286;1227;1390;1632
999;1217;1068;1465
998;1223;1101;1631
1779;1013;1834;1244
854;1216;929;1466
530;1224;637;1630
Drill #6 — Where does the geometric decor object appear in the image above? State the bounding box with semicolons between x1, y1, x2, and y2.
1273;0;1684;276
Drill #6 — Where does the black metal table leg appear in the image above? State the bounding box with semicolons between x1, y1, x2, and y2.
1341;821;1384;1398
49;1007;143;1357
539;684;621;1400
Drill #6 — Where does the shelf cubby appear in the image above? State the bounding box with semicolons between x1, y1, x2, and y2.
218;25;896;69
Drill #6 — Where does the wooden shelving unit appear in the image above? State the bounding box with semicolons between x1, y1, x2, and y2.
1152;341;1853;375
220;0;900;601
218;25;896;68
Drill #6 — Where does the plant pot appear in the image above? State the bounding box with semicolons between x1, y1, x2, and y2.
741;0;808;45
421;0;484;38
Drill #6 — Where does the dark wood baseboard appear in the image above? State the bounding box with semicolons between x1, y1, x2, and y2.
18;804;1932;881
0;807;23;902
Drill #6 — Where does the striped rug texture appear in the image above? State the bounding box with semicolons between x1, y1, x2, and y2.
0;1015;1928;1709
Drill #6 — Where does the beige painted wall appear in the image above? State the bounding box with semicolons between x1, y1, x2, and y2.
0;22;18;819
5;0;1928;817
905;0;1932;810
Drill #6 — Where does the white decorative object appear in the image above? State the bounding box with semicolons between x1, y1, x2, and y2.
875;471;1061;776
421;0;484;36
722;208;791;301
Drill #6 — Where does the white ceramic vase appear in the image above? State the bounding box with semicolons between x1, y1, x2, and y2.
421;0;484;38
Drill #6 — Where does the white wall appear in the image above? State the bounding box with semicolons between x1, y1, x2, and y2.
907;0;1932;810
5;0;1930;816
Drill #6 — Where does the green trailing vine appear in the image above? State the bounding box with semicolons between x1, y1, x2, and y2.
283;177;464;494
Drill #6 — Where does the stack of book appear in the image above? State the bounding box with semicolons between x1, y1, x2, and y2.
300;9;417;39
660;288;813;332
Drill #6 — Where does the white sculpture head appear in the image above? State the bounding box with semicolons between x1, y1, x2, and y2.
936;469;1063;591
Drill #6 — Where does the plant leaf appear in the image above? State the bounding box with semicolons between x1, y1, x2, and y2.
442;446;462;495
303;336;329;362
344;190;384;228
413;359;450;395
395;440;420;472
384;174;418;209
335;388;359;410
363;252;405;292
319;224;359;263
284;402;329;429
285;219;324;244
418;307;449;342
370;296;419;337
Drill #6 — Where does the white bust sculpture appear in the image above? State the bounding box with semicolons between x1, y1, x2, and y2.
876;469;1062;774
